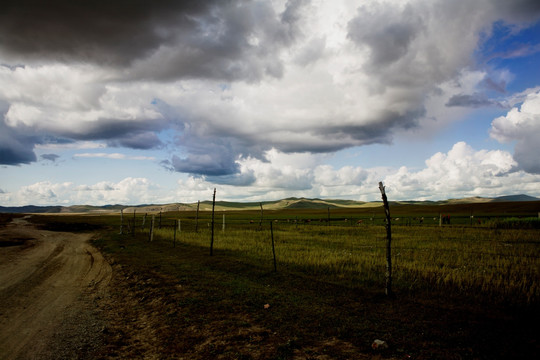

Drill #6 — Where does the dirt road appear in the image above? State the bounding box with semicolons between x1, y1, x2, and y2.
0;217;112;359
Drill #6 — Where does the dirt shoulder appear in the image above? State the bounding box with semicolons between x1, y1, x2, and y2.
0;217;112;360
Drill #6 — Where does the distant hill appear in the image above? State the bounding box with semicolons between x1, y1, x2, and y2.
0;194;538;213
492;194;539;202
0;205;64;213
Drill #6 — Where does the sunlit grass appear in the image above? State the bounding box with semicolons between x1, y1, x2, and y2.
142;219;540;305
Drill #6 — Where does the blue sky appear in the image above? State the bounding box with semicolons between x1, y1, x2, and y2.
1;0;540;206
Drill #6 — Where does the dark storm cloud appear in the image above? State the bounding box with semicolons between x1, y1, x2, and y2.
41;154;60;162
170;132;244;176
0;102;37;165
0;138;36;165
106;132;163;150
309;108;424;150
207;170;257;186
347;3;422;66
57;117;167;145
515;154;540;174
490;0;540;22
127;0;306;82
514;136;540;174
0;0;214;66
0;124;37;165
446;93;501;108
481;77;507;93
171;153;239;177
0;0;305;82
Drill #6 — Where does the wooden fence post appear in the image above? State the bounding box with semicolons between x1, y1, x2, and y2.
378;181;393;297
210;188;216;256
149;215;155;242
327;207;330;226
222;214;225;232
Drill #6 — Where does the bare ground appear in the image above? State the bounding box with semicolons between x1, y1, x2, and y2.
0;217;111;360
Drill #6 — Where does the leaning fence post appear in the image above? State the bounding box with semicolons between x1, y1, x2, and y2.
378;181;393;297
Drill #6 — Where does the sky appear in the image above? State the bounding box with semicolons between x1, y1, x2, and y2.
1;0;540;206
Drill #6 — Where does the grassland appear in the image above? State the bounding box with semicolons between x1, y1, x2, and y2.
27;202;540;359
124;210;540;306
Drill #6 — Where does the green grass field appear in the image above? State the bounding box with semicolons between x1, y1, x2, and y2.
134;215;540;306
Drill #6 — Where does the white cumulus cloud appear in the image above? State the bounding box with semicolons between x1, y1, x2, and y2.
490;89;540;173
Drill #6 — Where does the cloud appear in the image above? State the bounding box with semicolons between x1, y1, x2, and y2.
445;93;502;108
490;89;540;173
106;131;163;150
170;142;539;203
1;0;540;175
489;0;540;22
0;1;306;83
347;2;423;66
384;142;519;199
171;150;239;177
40;153;59;162
480;76;508;93
149;0;539;177
2;142;540;206
0;65;165;163
36;141;106;150
0;1;216;67
0;177;165;206
73;152;155;161
0;112;37;165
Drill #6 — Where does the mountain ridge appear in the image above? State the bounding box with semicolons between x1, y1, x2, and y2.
0;194;538;213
